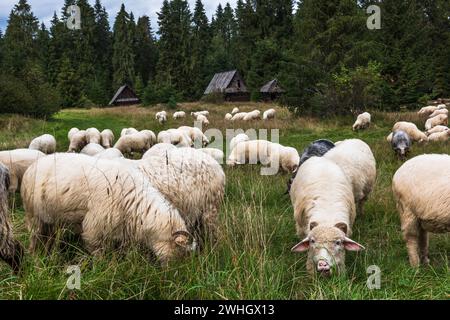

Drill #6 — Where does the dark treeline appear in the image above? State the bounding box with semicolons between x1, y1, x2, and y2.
0;0;449;117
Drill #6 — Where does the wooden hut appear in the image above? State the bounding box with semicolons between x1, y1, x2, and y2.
204;70;250;101
260;79;285;101
108;85;141;106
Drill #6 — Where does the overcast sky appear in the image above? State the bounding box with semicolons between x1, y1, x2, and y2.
0;0;237;32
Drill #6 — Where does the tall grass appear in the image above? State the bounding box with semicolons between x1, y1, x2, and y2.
0;104;448;299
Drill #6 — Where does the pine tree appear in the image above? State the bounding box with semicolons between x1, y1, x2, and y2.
112;4;135;90
135;15;157;85
234;0;257;77
3;0;39;75
191;0;211;98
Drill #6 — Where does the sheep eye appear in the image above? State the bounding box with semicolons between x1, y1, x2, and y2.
310;239;315;244
335;240;342;246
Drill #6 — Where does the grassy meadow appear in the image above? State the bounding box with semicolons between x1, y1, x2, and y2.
0;102;448;300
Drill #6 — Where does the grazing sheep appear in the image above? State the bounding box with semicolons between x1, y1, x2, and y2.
85;128;101;145
173;111;186;119
199;148;224;164
229;133;250;151
191;111;209;117
21;153;196;263
391;131;411;160
227;140;299;173
231;107;239;115
418;105;438;117
428;108;448;119
427;130;450;142
437;104;447;109
352;112;371;131
392;154;450;267
68;130;88;152
0;149;45;193
178;126;209;147
425;114;448;131
324;139;376;215
287;139;335;194
140;130;157;147
231;112;248;121
392;122;428;143
120;128;139;137
196;114;209;126
290;157;364;276
94;148;124;160
29;134;56;154
263;109;276;120
156;111;168;124
68;128;79;140
426;125;448;136
243;110;261;121
80;143;105;156
137;147;225;244
114;131;153;155
142;143;177;159
0;164;23;273
225;113;233;121
100;129;115;148
157;129;193;147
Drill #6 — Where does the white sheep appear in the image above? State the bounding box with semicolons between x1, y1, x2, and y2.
86;128;101;145
173;111;186;119
29;134;56;154
199;148;224;164
418;105;438;117
136;147;225;244
100;129;115;148
229;133;250;151
428;108;448;119
437;104;447;109
231;112;248;121
178;126;209;147
426;125;449;136
68;129;87;152
425;114;448;131
0;149;45;193
324;139;376;215
156;111;168;124
392;122;428;143
0;163;23;272
352;112;371;131
120;128;139;137
94;148;124;160
290;156;364;276
21;153;195;263
142;143;177;159
263;109;276;120
114;131;153;155
157;129;193;147
140;130;157;147
231;107;239;115
427;130;450;142
191;111;209;117
243;110;261;121
68;128;79;140
196;114;209;126
227;140;299;173
80;143;105;156
392;154;450;267
225;113;233;121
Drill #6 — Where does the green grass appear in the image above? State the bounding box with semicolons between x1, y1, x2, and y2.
0;103;448;300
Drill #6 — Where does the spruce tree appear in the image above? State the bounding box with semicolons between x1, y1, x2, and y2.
135;15;157;85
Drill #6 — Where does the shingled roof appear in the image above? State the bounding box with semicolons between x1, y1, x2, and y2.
109;85;140;106
260;79;285;93
204;70;243;94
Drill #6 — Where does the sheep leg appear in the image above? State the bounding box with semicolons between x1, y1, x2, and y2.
81;223;106;256
399;204;421;267
200;208;219;245
418;227;430;265
29;220;54;254
405;236;420;267
152;241;175;265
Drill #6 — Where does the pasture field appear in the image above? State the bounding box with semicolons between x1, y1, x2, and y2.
0;103;448;300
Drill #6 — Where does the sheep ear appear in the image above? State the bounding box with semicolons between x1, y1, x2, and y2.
334;222;348;234
291;238;310;253
343;237;365;251
309;221;318;230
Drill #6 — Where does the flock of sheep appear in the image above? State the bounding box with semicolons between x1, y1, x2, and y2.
0;104;448;279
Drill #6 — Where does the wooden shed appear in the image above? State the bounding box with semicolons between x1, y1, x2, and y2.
260;79;285;101
109;85;141;106
204;70;250;101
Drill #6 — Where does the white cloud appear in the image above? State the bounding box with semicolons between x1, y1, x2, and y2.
0;0;237;31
